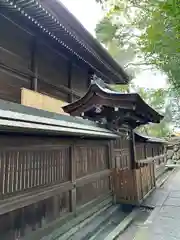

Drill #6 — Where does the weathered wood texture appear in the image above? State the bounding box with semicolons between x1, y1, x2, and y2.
112;162;155;205
136;142;166;178
113;137;131;169
112;137;165;205
0;14;89;104
0;135;111;239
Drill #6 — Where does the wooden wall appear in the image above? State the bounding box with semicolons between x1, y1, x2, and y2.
0;134;112;240
0;13;90;104
112;135;166;205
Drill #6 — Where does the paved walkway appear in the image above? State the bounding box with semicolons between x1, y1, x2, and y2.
135;169;180;240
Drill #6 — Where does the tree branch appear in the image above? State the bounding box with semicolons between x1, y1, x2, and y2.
124;62;155;69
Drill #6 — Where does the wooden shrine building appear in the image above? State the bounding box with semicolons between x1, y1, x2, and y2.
0;0;128;105
0;0;166;239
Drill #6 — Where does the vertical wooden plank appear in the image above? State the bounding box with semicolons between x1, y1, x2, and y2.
43;151;46;185
41;151;44;186
36;151;39;187
24;152;28;191
30;151;33;188
39;151;42;186
46;151;49;185
30;36;38;91
57;150;60;182
52;150;55;183
51;150;54;184
63;148;66;181
70;144;76;214
9;151;14;194
107;141;112;169
152;160;156;188
129;129;138;203
59;150;63;181
17;151;22;192
13;151;18;194
0;152;5;198
51;151;54;184
4;152;9;195
32;151;36;187
108;141;116;203
26;151;30;189
55;151;58;183
21;151;25;191
129;129;136;170
48;151;52;183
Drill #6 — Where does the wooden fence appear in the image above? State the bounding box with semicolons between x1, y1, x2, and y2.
112;141;166;205
112;158;156;205
0;136;112;240
0;134;166;239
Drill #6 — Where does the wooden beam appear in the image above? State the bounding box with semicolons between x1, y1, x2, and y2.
76;169;110;187
30;37;38;91
0;62;80;99
0;181;72;215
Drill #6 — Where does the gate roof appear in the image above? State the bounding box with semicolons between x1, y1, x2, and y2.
63;81;163;129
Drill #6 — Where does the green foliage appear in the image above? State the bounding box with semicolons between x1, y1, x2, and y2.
110;84;130;93
95;14;140;78
139;1;180;92
95;18;118;43
95;0;180;136
98;0;180;92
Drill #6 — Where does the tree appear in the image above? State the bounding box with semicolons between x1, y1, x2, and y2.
95;0;178;136
95;0;159;78
95;0;180;134
95;17;140;78
96;0;180;93
139;1;180;93
133;87;172;138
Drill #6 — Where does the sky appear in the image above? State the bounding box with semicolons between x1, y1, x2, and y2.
60;0;167;89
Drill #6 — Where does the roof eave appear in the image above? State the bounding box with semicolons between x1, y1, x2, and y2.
0;0;129;84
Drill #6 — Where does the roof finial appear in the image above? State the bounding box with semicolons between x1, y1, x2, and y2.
91;75;106;88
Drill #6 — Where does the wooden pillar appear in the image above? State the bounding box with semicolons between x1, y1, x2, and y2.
68;61;73;103
108;140;116;204
107;140;113;169
164;144;167;164
30;37;38;91
129;129;136;169
129;129;140;202
152;144;154;157
144;143;147;159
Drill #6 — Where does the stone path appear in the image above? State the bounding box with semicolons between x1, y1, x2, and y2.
118;208;152;240
134;169;180;240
